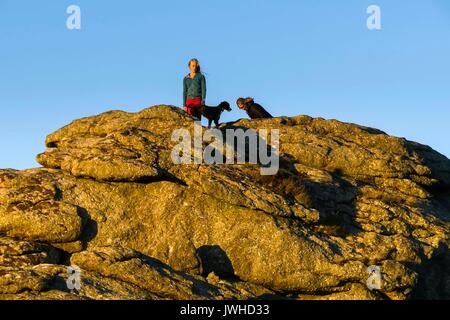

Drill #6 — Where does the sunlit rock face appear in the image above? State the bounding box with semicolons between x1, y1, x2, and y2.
0;105;449;300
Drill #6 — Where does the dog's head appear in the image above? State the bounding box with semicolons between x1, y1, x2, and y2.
219;101;232;112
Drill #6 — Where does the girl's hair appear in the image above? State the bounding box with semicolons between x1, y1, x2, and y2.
237;97;254;105
188;58;201;74
236;98;246;105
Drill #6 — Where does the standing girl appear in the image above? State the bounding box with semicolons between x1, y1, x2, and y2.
183;58;206;118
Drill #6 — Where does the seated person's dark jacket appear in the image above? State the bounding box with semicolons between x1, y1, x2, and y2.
244;99;273;119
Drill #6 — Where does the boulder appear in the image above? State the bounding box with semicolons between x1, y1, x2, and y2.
0;105;448;300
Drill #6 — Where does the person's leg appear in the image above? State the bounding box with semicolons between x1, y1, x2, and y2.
185;98;202;116
184;99;193;115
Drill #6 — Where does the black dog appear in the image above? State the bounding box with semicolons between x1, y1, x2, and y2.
191;102;232;128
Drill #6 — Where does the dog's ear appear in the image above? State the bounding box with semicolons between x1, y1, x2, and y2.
222;102;232;111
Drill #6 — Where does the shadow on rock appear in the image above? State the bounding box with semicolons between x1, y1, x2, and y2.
76;207;98;246
410;241;450;300
197;245;235;278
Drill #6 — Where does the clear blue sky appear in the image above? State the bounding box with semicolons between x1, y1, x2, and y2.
1;0;449;169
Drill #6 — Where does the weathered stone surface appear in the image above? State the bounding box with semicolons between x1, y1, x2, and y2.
0;237;60;268
0;105;448;300
0;246;274;300
0;268;51;294
0;169;83;242
70;246;274;300
236;116;450;187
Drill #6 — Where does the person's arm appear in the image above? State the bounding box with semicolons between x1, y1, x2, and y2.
201;74;206;105
183;77;187;106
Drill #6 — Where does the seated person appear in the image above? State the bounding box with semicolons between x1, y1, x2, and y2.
236;97;273;119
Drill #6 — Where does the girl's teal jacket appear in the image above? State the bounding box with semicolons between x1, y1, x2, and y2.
183;73;206;106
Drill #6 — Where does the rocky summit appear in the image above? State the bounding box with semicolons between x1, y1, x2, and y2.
0;105;449;300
